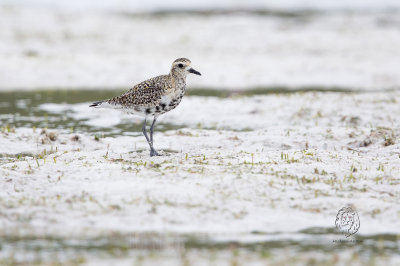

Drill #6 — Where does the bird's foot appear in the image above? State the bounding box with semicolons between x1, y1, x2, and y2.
150;149;161;157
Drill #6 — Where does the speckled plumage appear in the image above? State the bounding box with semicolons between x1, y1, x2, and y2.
90;58;201;156
90;58;195;116
106;74;184;116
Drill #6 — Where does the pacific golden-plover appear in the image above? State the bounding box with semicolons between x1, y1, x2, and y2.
90;58;201;156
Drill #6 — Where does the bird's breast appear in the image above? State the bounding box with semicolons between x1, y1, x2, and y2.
155;83;186;114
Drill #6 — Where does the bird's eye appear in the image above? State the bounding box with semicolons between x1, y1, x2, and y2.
178;63;184;68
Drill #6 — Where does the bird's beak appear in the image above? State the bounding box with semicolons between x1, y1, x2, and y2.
188;68;201;76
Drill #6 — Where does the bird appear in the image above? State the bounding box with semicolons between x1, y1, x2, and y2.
89;58;201;156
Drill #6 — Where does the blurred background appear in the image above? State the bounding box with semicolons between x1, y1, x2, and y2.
1;0;400;91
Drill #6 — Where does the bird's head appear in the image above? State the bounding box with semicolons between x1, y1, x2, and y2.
170;58;201;78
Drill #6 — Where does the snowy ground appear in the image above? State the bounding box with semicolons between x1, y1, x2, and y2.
1;90;400;264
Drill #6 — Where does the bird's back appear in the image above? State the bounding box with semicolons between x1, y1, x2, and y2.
110;75;172;107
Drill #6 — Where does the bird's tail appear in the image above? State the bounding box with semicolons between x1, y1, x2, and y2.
89;101;104;107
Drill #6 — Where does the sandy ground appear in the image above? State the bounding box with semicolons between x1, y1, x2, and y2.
1;91;400;264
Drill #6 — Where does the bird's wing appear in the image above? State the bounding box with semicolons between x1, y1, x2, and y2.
108;75;169;107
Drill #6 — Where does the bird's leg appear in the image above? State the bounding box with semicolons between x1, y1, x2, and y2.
150;116;157;144
142;117;159;156
149;116;160;156
142;118;152;153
